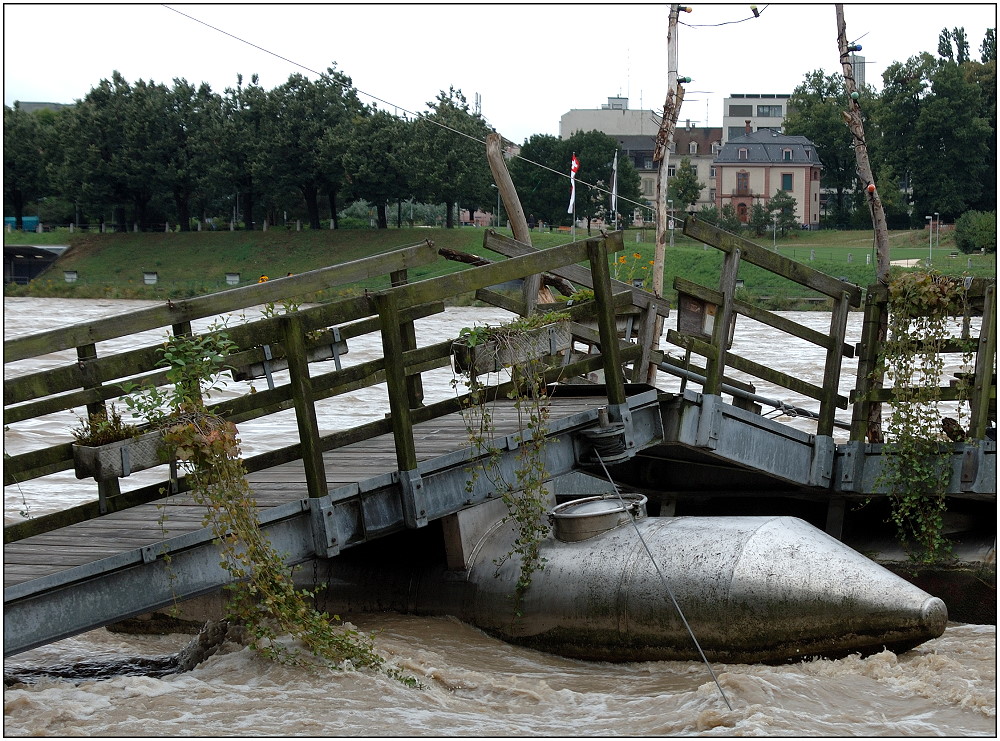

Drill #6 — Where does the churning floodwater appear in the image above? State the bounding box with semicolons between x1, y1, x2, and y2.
3;297;995;737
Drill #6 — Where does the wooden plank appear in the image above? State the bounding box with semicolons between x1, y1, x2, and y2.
674;277;854;358
4;242;440;363
483;231;672;318
683;216;863;305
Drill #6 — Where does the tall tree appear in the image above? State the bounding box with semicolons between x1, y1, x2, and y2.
255;66;362;230
981;27;996;63
163;79;225;230
784;70;855;218
3;104;47;229
410;87;492;229
222;74;268;229
910;60;992;219
562;129;641;231
507;133;566;227
668;156;705;209
768;189;798;235
342;108;410;229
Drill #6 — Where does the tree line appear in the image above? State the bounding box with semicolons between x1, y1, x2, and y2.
783;26;996;230
4;26;995;237
3;67;641;233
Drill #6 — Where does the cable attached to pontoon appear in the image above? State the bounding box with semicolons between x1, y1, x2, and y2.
593;450;734;712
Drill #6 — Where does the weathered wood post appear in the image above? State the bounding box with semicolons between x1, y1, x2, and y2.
970;282;997;440
390;268;424;409
836;3;889;443
649;3;688;383
586;236;626;408
702;246;740;396
280;312;329;501
485;132;545;314
817;291;852;437
371;291;425;528
76;342;121;514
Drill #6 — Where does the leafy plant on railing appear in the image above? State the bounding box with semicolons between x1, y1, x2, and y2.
876;271;975;563
452;312;570;619
119;324;410;680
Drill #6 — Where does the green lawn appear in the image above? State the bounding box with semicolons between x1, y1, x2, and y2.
4;224;994;304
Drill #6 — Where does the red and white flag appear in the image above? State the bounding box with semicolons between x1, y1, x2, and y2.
567;153;579;213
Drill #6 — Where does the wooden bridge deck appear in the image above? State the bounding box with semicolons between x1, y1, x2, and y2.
3;395;608;589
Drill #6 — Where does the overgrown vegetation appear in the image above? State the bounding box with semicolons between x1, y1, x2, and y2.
453;312;570;620
876;271;976;563
94;322;411;679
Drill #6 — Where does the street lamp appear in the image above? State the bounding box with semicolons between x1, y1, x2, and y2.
490;184;500;229
934;211;940;252
772;214;778;251
926;215;933;265
668;199;674;248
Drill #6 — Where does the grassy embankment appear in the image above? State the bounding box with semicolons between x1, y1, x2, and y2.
4;225;995;307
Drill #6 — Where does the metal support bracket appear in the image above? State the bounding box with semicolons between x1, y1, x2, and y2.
398;468;428;528
695;394;723;450
808;434;836;488
308;497;341;558
261;343;276;390
960;445;982;491
838;440;866;492
330;326;344;372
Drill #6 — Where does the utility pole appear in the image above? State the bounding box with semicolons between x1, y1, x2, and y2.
649;3;689;383
836;4;888;443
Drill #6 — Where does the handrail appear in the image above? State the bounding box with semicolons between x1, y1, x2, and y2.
4;233;632;541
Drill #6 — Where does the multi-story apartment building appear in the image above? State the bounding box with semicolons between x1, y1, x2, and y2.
714;123;824;228
722;93;790;143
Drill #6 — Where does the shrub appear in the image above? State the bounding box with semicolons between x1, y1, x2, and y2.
954;210;997;254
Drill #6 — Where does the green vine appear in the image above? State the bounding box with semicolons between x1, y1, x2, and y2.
877;271;975;563
114;323;413;681
453;312;569;618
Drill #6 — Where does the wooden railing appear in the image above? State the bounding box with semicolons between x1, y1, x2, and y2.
667;216;862;438
850;279;996;442
5;232;656;542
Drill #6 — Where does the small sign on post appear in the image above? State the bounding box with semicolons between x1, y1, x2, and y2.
677;292;735;349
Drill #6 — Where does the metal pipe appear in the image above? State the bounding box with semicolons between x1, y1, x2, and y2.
657;360;852;430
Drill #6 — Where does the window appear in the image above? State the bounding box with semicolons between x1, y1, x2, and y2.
782;148;792;161
757;104;783;117
712;142;722;154
737;172;750;193
812;170;819;181
709;188;716;202
642;179;653;196
644;158;653;169
738;148;748;161
668;142;676;154
728;126;749;140
668;165;676;177
781;173;793;191
729;104;753;116
689;141;698;154
710;166;717;177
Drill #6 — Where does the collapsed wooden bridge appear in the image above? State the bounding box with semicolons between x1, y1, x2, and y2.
4;219;996;657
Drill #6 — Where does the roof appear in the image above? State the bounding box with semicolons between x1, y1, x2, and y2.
715;130;824;167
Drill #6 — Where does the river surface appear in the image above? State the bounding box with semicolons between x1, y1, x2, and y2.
3;297;995;737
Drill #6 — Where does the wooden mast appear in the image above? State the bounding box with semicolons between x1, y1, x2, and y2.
836;4;888;443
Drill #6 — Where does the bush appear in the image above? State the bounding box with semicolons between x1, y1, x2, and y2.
954;210;997;254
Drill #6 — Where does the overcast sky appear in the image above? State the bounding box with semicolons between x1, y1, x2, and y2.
4;3;996;144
